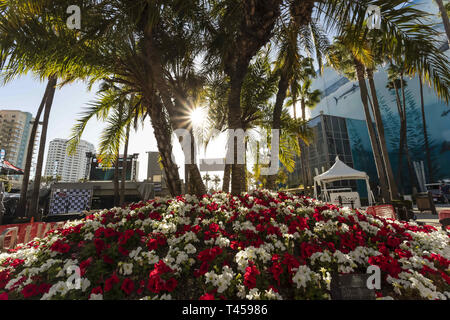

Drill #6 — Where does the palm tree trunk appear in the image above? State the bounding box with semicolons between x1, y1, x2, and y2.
222;164;231;192
29;76;57;220
366;69;399;201
400;75;419;193
353;59;390;203
148;98;183;197
120;122;130;205
292;98;297;119
419;76;433;183
244;139;248;192
228;70;246;195
392;80;405;191
144;38;190;197
113;155;120;207
267;71;289;190
435;0;450;45
301;98;306;121
17;79;52;217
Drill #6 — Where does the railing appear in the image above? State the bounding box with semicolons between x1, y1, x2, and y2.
365;205;397;220
0;222;66;252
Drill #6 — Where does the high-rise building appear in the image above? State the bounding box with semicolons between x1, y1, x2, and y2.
44;138;95;182
0;110;39;172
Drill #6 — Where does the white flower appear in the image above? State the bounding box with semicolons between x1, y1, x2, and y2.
81;278;91;292
264;288;283;300
119;263;133;276
246;288;261;300
89;293;103;300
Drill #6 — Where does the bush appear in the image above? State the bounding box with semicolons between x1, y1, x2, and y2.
0;190;449;300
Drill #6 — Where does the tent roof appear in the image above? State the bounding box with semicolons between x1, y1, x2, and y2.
314;156;369;183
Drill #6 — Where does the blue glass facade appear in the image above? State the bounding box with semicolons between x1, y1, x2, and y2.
16;112;32;168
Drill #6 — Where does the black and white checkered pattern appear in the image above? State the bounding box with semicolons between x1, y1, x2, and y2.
49;188;92;215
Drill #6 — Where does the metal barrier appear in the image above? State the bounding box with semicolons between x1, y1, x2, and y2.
0;222;65;251
366;204;397;220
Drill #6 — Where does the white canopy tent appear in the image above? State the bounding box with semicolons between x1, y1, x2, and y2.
313;156;375;206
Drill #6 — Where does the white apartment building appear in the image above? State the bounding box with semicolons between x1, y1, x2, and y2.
44;138;95;182
0;109;39;171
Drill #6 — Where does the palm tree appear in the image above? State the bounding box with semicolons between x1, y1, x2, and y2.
212;175;221;191
365;67;400;201
418;75;433;183
202;173;211;191
327;39;391;202
15;80;52;217
1;0;205;197
287;77;321;187
68;82;141;206
386;66;419;193
28;75;57;220
435;0;450;45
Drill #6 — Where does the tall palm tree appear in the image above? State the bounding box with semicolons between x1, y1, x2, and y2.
202;173;211;191
68;83;142;205
365;67;400;200
435;0;450;45
28;75;57;220
386;66;419;193
212;175;221;191
418;75;433;183
285;76;321;188
327;39;391;202
1;0;206;197
15;79;52;217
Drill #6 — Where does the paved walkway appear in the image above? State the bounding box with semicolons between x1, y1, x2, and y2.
413;205;449;227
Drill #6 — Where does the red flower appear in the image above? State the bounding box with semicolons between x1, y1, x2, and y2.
49;240;71;254
94;238;105;255
244;262;260;289
104;228;117;238
147;276;163;293
149;260;173;277
10;259;25;268
147;238;158;251
0;292;8;300
21;283;38;298
199;292;215;300
209;223;220;233
38;283;52;294
118;229;135;245
0;270;10;290
269;262;283;285
164;278;178;292
91;286;103;295
137;280;146;295
194;261;209;278
80;258;92;276
197;247;222;262
121;278;135;295
103;254;114;264
104;273;120;292
118;245;129;256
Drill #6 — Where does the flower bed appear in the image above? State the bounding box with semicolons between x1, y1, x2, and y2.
0;190;449;300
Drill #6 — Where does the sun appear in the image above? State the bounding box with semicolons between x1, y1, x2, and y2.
190;107;208;128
